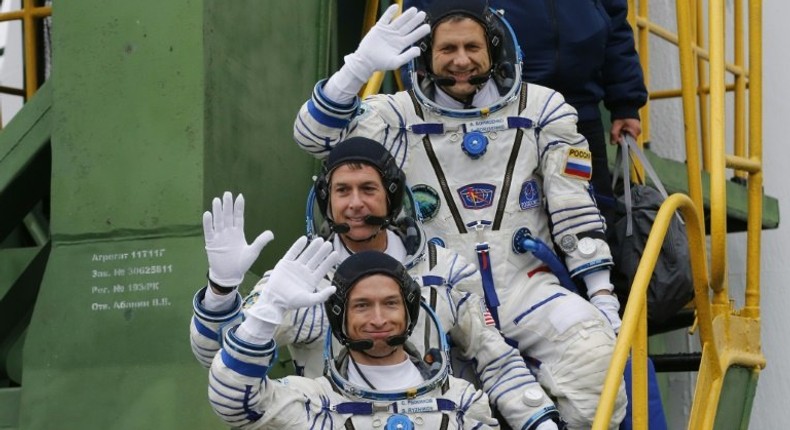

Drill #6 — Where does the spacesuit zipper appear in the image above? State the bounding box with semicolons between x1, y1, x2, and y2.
425;287;438;355
408;90;467;234
492;83;529;230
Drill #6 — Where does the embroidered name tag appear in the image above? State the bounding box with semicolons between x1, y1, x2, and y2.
396;398;439;414
463;118;508;133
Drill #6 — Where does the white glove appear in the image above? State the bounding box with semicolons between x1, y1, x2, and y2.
246;236;339;326
203;192;274;287
590;294;622;334
535;420;559;430
323;5;430;103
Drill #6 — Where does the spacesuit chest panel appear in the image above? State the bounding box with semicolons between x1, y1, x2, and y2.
388;89;559;296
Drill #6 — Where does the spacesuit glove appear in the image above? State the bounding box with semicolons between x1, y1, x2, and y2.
590;294;622;334
203;191;274;287
535;420;559;430
323;4;429;104
246;236;338;328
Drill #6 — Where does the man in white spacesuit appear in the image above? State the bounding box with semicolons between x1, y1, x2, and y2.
209;240;503;429
191;137;562;429
292;1;627;428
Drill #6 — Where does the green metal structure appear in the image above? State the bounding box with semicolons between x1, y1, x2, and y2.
1;1;332;428
0;0;777;429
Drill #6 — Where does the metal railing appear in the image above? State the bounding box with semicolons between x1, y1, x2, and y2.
354;1;767;427
595;0;767;428
0;0;51;101
359;0;402;98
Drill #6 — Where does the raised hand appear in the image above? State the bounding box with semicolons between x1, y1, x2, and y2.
203;192;273;287
350;5;430;77
246;236;339;326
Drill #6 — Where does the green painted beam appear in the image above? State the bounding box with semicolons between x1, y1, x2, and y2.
713;366;759;430
0;244;49;384
0;387;21;429
607;145;780;232
17;0;333;428
0;83;52;243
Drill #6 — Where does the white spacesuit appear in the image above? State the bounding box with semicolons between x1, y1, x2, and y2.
192;138;562;429
209;239;502;429
292;2;627;428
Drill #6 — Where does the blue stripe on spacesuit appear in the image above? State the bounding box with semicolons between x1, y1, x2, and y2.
481;353;535;399
192;316;220;342
193;287;242;321
447;254;477;286
313;81;358;114
224;329;278;358
538;140;563;162
295;115;331;152
491;379;542;406
208;368;251;419
475;244;501;329
411;123;445;134
542;110;576;128
537;91;561;125
458;382;483;414
568;259;614;278
241;385;264;422
384;97;410;165
552;218;606;237
192;342;218;363
295;305;323;344
422;275;445;286
221;349;270;378
310;395;335;430
513;292;566;324
307;99;350;129
507;116;534;129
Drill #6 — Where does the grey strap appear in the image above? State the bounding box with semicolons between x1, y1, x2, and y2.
611;134;681;237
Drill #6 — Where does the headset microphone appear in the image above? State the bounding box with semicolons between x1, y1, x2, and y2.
430;71;492;87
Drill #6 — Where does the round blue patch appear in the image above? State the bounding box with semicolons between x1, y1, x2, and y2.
385;414;414;430
411;184;441;221
461;131;488;159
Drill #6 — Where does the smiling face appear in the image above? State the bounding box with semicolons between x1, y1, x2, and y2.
431;17;491;100
345;274;407;365
329;163;389;252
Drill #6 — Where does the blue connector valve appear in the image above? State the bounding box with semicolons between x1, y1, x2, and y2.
385;414;414;430
512;227;535;254
461;131;488;159
511;228;578;294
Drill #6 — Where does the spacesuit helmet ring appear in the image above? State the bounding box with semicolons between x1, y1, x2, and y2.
409;0;522;117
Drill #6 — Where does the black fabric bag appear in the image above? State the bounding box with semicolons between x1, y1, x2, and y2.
609;136;693;325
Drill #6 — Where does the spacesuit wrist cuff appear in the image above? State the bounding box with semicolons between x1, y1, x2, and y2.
193;287;242;322
236;314;278;345
202;284;239;312
583;269;614;296
322;54;369;105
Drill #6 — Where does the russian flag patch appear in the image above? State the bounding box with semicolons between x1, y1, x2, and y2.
562;148;593;181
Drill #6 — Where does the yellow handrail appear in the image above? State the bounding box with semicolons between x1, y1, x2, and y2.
593;194;710;430
599;0;766;428
0;0;51;100
359;0;403;99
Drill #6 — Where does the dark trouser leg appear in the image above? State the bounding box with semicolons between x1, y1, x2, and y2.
576;119;617;231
